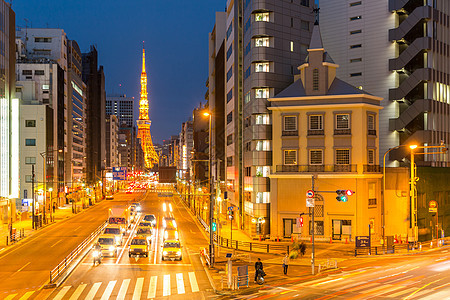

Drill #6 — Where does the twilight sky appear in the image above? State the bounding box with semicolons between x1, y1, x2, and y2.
14;0;226;144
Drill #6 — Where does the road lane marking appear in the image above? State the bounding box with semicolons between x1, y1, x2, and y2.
69;283;87;300
116;216;141;264
153;216;159;264
148;276;157;299
116;278;130;300
132;277;144;300
18;291;34;300
189;272;199;292
313;278;343;286
11;261;31;277
403;278;444;300
50;239;62;248
163;274;171;296
100;280;116;300
176;273;185;294
53;285;71;300
84;282;102;300
74;225;82;231
4;294;17;300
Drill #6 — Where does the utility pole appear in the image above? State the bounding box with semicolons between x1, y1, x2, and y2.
32;164;35;229
311;175;315;275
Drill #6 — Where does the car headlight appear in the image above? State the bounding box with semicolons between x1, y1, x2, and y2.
173;221;177;228
137;207;141;211
175;232;179;239
109;246;115;251
151;220;156;225
163;251;168;255
115;236;120;242
177;250;182;255
147;236;151;241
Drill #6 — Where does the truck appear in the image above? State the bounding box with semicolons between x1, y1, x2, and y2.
108;207;130;234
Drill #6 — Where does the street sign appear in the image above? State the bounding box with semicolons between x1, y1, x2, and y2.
113;167;127;180
356;236;371;248
306;190;315;198
306;198;315;207
228;206;233;211
429;200;438;213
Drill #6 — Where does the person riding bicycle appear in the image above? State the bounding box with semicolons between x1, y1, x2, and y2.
254;258;264;282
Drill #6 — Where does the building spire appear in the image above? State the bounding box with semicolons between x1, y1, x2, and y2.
142;41;146;74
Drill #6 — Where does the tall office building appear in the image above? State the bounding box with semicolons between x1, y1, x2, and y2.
106;95;135;127
321;0;450;166
222;0;314;236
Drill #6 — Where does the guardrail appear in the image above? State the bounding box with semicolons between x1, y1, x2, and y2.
49;221;107;283
354;238;449;256
5;228;25;245
217;236;290;254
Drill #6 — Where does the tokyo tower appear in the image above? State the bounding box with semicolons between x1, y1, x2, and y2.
137;44;159;169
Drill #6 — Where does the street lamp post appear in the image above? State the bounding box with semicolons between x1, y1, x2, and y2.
203;111;214;267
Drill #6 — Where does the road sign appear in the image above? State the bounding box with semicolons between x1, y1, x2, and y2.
113;167;127;180
356;236;371;248
306;198;315;207
429;200;438;212
306;190;315;198
228;206;233;211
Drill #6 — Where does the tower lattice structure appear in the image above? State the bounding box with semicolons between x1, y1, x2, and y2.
137;45;159;169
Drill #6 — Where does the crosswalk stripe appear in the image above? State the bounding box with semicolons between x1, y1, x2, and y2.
189;272;199;292
132;277;144;300
18;291;34;300
85;282;102;300
163;274;171;296
176;273;185;294
148;276;157;299
101;280;116;300
4;294;18;300
54;286;71;300
69;283;87;300
116;278;130;300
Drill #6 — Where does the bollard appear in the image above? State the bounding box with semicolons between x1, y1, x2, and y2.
291;235;293;243
6;236;8;246
345;238;348;244
329;237;332;244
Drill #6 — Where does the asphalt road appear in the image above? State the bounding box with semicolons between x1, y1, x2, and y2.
230;247;450;299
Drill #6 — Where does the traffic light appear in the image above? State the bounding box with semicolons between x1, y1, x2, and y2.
211;222;217;232
336;190;355;202
227;210;234;220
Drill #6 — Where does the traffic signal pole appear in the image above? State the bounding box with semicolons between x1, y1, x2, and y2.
311;175;315;275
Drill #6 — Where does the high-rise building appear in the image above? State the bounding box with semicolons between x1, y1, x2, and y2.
105;115;119;169
106;95;134;128
82;45;106;185
221;0;314;236
320;0;450;166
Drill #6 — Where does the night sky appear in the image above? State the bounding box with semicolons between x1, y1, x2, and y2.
13;0;226;144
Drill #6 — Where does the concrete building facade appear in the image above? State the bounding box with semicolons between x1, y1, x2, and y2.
105;115;119;169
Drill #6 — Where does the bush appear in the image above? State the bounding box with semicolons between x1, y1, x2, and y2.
289;241;307;259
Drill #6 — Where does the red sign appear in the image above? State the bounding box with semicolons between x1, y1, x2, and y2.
429;200;437;208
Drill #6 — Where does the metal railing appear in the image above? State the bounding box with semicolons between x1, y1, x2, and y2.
49;221;107;283
217;236;290;254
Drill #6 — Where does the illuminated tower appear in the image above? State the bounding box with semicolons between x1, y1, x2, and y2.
137;44;159;169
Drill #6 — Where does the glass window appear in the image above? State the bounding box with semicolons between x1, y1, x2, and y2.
284;116;297;131
350;58;362;63
350;1;362;6
25;175;33;183
256;192;270;203
227;134;233;145
300;44;308;56
290;41;294;52
227;44;233;60
336;114;350;129
368;149;375;164
255;12;269;22
313;69;319;90
255;114;270;125
310;150;323;165
309;115;323;130
227;156;233;166
22;70;32;75
227;112;233;124
350;30;362;35
227;66;233;81
255;62;269;72
256;140;270;151
284;150;297;165
245;66;251;79
255;37;269;47
226;23;233;39
34;70;45;75
244;42;251;56
25;157;36;164
245;18;251;32
25;120;36;127
256;166;270;177
350;44;362;49
227;89;233;103
25;139;36;146
300;0;310;7
244;91;251;104
336;149;350;165
350;72;362;77
368;114;375;130
350;16;362;21
255;88;269;98
301;20;309;31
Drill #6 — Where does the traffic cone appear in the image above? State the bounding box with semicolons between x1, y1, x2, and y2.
345;238;348;244
329;237;332;244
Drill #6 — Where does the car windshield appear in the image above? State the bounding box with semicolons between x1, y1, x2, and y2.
140;222;152;227
98;238;114;245
164;242;180;248
109;217;126;224
144;215;155;221
137;228;151;234
104;228;121;235
131;239;146;245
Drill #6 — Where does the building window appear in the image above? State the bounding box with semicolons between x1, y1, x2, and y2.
290;41;294;52
255;88;269;98
244;0;251;9
245;167;251;176
301;20;309;31
25;139;36;146
309;220;324;235
368;114;375;134
313;69;319;90
35;37;52;42
244;17;251;33
256;192;270;204
368;182;376;206
227;134;233;145
227;44;233;60
227;89;233;103
22;70;32;75
227;66;233;82
255;62;269;72
244;66;251;79
350;44;362;49
283;116;297;131
245;141;251;151
368;149;375;165
227;112;233;124
300;0;310;7
25;175;33;183
336;114;350;129
284;150;297;165
300;44;308;56
350;16;362;21
350;30;362;35
350;1;362;7
244;42;251;56
256;140;270;151
227;156;233;166
255;12;269;22
256;166;270;177
255;114;270;125
25;120;36;127
336;149;350;165
350;58;362;63
255;37;269;47
244;91;251;104
309;115;323;130
226;23;233;39
350;72;362;77
25;157;36;164
310;150;323;165
34;70;45;75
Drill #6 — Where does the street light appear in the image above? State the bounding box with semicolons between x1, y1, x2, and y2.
40;149;63;225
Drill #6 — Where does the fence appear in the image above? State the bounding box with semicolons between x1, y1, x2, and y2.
354;237;450;256
5;228;26;245
49;221;107;283
217;236;290;254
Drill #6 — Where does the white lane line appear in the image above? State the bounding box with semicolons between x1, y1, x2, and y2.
74;225;82;231
132;277;144;300
69;283;87;300
4;294;18;300
50;239;62;248
148;276;157;299
176;273;185;294
189;272;199;293
116;278;130;300
11;261;31;277
53;285;72;300
116;216;141;264
18;291;34;300
84;282;102;300
163;274;171;296
153;216;159;264
100;280;116;300
313;278;344;286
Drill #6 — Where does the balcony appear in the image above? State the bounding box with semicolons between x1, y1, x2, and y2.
368;129;377;136
364;165;381;173
282;130;298;137
334;129;351;135
308;129;324;136
276;164;357;173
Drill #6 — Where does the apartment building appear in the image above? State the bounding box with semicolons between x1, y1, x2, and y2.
106;115;119;169
269;23;384;240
